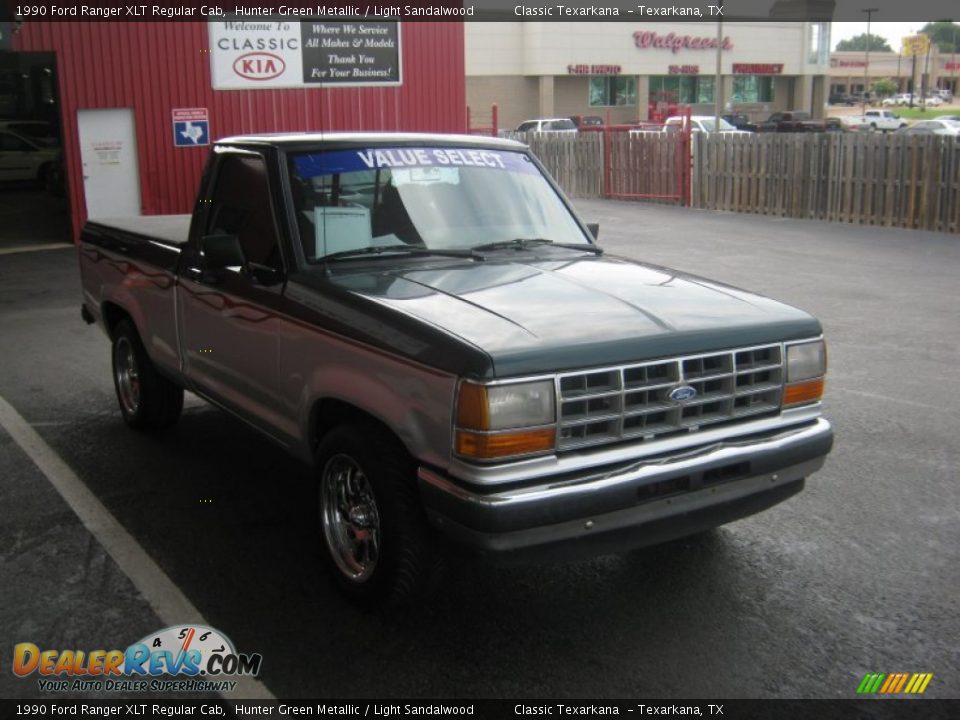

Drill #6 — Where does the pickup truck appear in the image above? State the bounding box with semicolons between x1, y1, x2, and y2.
751;111;827;133
79;133;833;607
850;109;908;132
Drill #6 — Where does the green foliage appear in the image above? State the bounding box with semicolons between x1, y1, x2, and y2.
918;22;960;53
872;78;898;97
836;34;892;52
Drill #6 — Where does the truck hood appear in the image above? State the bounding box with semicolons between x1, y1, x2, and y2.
317;252;822;377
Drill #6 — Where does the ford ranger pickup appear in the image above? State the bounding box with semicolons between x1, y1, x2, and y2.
79;133;833;606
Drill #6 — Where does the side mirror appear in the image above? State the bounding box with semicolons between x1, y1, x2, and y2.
586;223;600;240
200;234;245;271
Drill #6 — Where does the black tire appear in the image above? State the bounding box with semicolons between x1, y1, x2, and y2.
111;319;183;430
315;422;439;608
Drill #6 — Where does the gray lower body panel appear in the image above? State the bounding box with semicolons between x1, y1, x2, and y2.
418;418;832;560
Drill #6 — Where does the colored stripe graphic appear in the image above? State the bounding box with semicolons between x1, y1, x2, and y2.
879;674;896;693
857;672;932;694
904;674;921;694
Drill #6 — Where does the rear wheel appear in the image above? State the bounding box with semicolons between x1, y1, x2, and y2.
111;319;183;430
316;423;438;608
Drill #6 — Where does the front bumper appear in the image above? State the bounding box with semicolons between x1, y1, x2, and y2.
418;418;833;560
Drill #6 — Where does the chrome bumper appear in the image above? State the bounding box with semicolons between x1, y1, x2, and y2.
418;418;833;559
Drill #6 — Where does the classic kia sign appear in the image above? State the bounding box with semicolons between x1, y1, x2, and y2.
209;20;401;90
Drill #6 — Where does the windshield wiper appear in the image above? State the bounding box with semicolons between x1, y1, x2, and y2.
319;245;477;262
471;238;603;255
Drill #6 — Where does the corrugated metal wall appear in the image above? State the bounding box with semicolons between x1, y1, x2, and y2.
13;22;466;239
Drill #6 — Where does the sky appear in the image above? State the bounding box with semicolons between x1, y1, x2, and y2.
830;22;945;51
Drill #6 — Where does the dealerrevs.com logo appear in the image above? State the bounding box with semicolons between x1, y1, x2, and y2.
13;625;262;693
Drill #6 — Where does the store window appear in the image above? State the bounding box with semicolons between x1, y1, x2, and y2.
589;76;637;107
649;76;715;104
808;22;830;65
731;76;775;103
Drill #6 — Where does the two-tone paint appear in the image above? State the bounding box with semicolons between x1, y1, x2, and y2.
79;132;833;557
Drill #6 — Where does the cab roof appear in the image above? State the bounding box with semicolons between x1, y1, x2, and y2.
215;132;527;152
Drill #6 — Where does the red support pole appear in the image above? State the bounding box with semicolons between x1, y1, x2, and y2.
603;124;611;198
491;103;498;136
466;105;472;133
680;105;692;206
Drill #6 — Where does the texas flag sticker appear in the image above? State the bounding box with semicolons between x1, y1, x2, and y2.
172;108;210;147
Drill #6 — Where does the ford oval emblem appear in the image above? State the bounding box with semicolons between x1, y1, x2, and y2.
669;385;698;402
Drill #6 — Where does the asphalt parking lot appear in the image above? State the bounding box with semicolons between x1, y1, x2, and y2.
1;196;958;701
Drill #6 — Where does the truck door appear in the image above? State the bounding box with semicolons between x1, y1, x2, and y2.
177;149;296;441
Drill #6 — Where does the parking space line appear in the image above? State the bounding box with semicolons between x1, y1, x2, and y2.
0;243;73;255
0;393;276;701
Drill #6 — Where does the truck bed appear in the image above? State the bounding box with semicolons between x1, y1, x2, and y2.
86;214;191;247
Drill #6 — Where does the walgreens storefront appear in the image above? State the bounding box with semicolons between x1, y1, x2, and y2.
466;22;831;128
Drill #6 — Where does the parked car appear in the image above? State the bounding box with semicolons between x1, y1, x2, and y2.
882;94;914;107
662;115;751;135
570;115;604;129
0;120;60;147
827;116;868;133
78;132;833;606
0;130;60;184
753;111;827;133
515;118;578;133
895;118;960;137
920;95;943;107
934;89;953;102
828;93;856;106
721;113;753;131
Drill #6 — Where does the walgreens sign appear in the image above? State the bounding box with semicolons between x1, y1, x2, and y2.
633;31;733;53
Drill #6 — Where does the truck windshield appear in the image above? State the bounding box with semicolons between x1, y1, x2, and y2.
288;146;591;263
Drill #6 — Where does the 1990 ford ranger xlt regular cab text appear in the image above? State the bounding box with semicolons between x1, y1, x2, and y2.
79;133;833;606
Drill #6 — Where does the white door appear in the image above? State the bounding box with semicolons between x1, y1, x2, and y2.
77;108;141;218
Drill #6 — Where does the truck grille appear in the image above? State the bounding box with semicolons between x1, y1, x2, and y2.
557;344;783;450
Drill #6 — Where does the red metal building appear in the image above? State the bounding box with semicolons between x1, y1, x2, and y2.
13;21;466;239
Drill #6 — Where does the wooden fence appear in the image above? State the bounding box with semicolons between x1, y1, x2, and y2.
691;133;960;234
502;132;604;198
515;131;960;234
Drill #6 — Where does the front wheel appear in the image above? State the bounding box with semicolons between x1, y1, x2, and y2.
111;319;183;430
316;423;438;608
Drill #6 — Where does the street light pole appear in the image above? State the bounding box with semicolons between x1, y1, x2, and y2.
862;7;878;111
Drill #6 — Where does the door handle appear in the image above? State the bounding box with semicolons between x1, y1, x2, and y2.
184;266;203;281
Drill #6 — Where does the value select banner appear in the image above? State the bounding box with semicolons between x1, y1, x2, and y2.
209;19;402;90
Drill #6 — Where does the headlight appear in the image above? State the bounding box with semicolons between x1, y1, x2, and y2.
784;340;827;407
455;380;556;461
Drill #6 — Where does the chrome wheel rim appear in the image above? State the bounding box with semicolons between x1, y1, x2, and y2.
115;337;141;416
321;454;380;582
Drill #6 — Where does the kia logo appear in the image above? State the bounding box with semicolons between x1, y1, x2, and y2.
233;53;285;81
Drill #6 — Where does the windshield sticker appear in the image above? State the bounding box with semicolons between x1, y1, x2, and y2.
294;148;537;178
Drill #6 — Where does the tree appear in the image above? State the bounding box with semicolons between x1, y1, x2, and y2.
836;34;892;52
918;22;960;53
872;78;898;97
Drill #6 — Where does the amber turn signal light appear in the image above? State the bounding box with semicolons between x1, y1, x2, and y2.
455;383;490;430
783;377;825;407
455;428;556;460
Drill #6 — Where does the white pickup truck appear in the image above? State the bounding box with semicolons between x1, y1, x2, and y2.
850;110;908;132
